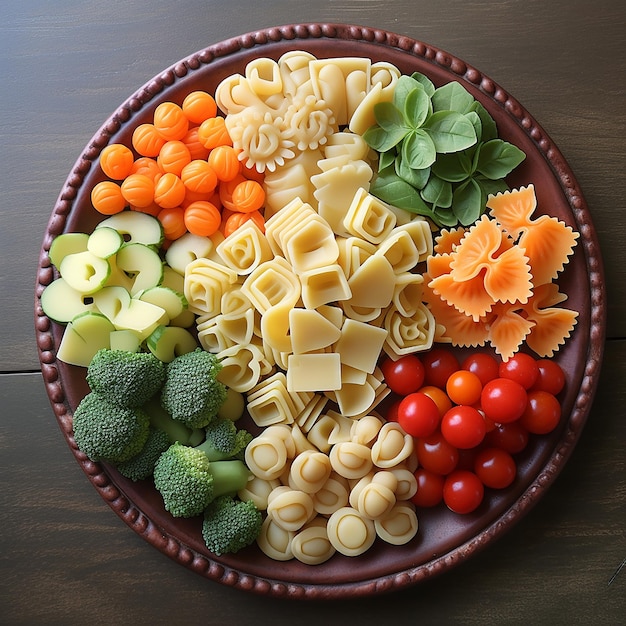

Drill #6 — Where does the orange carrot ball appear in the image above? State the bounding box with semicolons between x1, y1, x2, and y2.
91;180;127;215
132;123;166;157
99;144;134;180
230;179;265;213
154;172;186;209
182;91;218;124
180;160;218;195
184;201;221;237
241;159;266;184
153;102;189;141
219;173;246;211
223;210;265;237
197;116;232;150
130;156;162;180
158;206;187;240
131;202;162;217
182;127;211;161
157;140;191;176
208;145;241;182
120;173;155;208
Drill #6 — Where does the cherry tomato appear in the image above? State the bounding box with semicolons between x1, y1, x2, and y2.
445;370;483;406
499;352;539;390
385;398;401;423
461;352;500;386
532;359;566;395
443;470;484;514
381;355;425;396
485;421;529;454
397;392;440;438
422;348;459;389
415;431;459;475
418;385;453;418
440;405;486;449
455;447;480;471
474;447;517;489
411;469;445;508
519;390;561;434
480;378;528;424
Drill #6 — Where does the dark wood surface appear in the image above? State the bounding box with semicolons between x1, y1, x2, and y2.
1;1;624;623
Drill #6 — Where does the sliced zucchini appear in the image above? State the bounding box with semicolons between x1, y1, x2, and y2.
95;210;164;247
48;232;89;269
146;325;198;363
56;312;115;367
40;277;98;323
109;329;141;353
138;285;187;323
116;243;164;296
164;232;216;275
59;250;111;295
87;226;123;259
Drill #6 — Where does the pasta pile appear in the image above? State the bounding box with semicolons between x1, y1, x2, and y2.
423;185;579;361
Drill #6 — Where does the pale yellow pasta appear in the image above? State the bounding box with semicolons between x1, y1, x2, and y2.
246;375;301;427
340;363;368;385
196;314;234;353
215;73;270;115
336;235;376;278
240;256;301;314
183;258;238;316
387;467;418;501
321;410;355;446
340;301;384;324
343;188;397;245
277;50;316;98
323;130;370;162
376;228;423;274
392;272;425;318
260;302;292;354
350;414;383;446
244;434;290;481
237;475;281;511
334;318;388;374
282;94;336;152
164;231;218;275
216;343;267;393
267;486;315;532
288;450;332;493
289;307;342;354
329;441;373;480
290;517;336;565
245;57;283;97
256;516;295;561
311;473;350;515
295;394;329;434
215;220;273;275
289;422;318;455
306;414;343;452
334;380;376;418
350;473;397;520
374;503;419;546
286;352;342;393
326;506;376;557
346;254;396;309
299;264;352;310
264;196;313;255
282;214;340;273
383;301;436;358
370;422;414;469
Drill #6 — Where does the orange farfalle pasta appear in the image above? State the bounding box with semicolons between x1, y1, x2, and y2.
433;227;465;255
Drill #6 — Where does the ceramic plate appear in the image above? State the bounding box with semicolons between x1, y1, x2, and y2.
34;24;606;599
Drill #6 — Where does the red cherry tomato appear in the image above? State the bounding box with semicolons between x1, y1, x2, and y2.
397;392;440;438
445;369;483;406
381;354;425;395
440;405;486;449
385;398;401;423
415;431;459;475
461;352;500;386
519;390;561;434
474;447;517;489
422;348;459;389
418;385;453;417
499;352;539;390
485;421;529;454
532;359;566;395
411;469;445;508
443;470;484;514
480;378;528;424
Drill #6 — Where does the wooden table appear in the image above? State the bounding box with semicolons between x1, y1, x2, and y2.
2;1;624;623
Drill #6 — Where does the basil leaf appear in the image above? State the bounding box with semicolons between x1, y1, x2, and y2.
374;101;408;132
395;155;430;189
421;175;453;208
476;139;526;179
475;175;509;198
452;178;484;225
423;111;477;153
465;111;483;143
393;75;425;111
432;81;475;114
378;148;396;172
402;129;437;170
404;86;431;129
433;207;461;228
469;101;498;142
363;123;407;152
432;152;472;182
410;72;435;97
371;169;435;217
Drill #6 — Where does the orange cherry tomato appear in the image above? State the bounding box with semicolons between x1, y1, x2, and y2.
446;370;483;406
120;173;155;208
153;102;189;141
230;179;265;213
208;145;241;182
91;180;127;215
180;160;218;194
132;123;166;157
418;385;453;418
158;206;187;240
154;173;186;209
157;140;191;176
184;201;221;237
223;210;265;237
99;144;134;180
182;91;218;124
197;116;232;150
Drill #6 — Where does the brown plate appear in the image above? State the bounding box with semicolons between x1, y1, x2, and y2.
34;24;606;599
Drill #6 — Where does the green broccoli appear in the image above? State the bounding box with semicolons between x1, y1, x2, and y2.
153;441;252;518
72;392;150;463
201;495;262;556
160;348;227;429
86;348;165;408
144;397;205;447
116;427;170;481
201;417;253;462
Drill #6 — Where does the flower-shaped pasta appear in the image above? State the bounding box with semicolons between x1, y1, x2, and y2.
282;94;336;151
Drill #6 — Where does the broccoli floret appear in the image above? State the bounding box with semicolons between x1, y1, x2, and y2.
72;392;150;463
200;417;253;462
86;348;165;408
116;427;170;481
160;349;227;429
202;495;262;556
153;442;252;518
